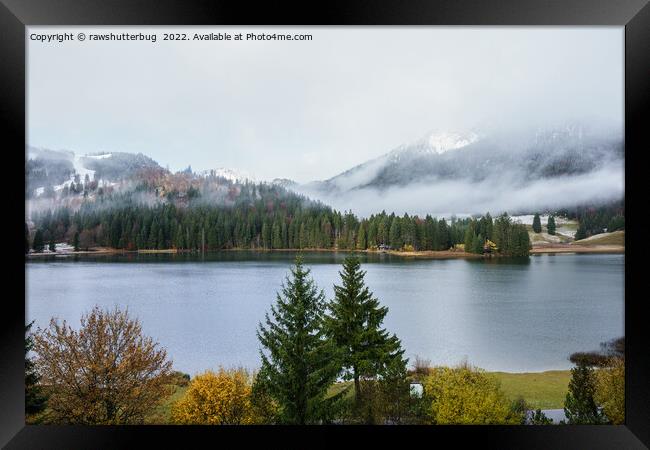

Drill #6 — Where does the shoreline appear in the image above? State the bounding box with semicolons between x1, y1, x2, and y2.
530;244;624;255
26;244;624;258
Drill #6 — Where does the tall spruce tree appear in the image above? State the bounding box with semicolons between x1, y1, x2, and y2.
25;321;48;417
32;229;45;253
325;256;407;408
73;231;80;251
564;360;606;424
575;221;587;241
532;213;542;233
547;215;556;235
356;222;367;250
256;256;342;424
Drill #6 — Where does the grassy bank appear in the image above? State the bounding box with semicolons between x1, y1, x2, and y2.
491;370;571;409
573;230;625;246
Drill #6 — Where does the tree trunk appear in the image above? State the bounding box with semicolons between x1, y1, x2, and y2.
354;371;361;406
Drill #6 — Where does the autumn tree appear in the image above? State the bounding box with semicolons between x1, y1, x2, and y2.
255;256;342;424
79;229;94;251
33;306;174;424
171;368;260;425
594;357;625;424
422;363;521;424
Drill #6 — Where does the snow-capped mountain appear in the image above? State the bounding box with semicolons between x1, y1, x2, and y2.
388;130;480;161
304;123;623;195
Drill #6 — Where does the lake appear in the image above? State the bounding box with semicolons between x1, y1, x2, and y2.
25;252;624;375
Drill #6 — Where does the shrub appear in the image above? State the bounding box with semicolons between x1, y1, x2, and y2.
171;368;257;425
411;355;431;378
528;408;553;425
422;363;521;424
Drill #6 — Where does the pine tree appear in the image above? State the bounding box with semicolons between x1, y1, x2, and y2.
438;219;450;250
356;222;367;250
575;221;587;241
532;213;542;233
255;256;342;424
32;229;45;253
325;256;407;409
564;360;606;424
73;231;80;251
389;217;402;249
261;221;270;249
25;321;48;417
48;240;56;252
272;221;282;249
464;221;476;253
473;233;484;254
547;215;556;235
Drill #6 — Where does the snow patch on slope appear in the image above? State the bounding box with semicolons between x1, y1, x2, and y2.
199;168;255;183
85;153;113;159
426;131;479;155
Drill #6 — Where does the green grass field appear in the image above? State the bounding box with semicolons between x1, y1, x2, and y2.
490;370;571;409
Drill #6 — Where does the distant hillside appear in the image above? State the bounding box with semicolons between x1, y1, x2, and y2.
26;147;165;200
80;152;163;181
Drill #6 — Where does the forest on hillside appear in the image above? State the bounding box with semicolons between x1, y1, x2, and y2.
28;180;532;256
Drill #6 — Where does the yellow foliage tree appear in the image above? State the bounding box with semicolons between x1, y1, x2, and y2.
33;306;174;424
171;368;257;425
422;364;520;424
595;357;625;424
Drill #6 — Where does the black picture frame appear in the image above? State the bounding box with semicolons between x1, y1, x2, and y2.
2;0;648;448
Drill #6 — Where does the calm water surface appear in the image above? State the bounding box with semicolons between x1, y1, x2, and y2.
26;252;624;374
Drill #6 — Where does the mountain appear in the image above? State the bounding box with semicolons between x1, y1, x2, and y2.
308;124;623;195
26;147;165;198
26;121;624;218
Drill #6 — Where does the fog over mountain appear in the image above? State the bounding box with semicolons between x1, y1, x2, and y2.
294;121;624;217
26;118;624;220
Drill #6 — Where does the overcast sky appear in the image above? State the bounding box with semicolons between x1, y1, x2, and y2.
27;26;623;182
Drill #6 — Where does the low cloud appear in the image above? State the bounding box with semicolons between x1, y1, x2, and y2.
298;162;624;218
